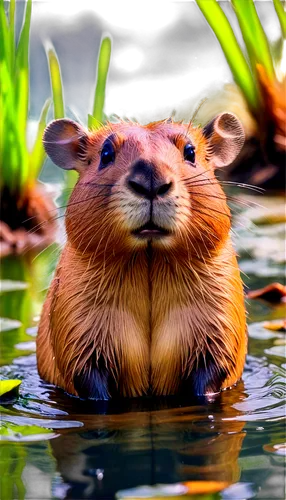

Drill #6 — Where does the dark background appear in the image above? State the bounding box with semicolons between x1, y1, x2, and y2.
21;0;277;119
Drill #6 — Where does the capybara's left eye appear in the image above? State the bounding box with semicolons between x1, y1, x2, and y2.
99;141;115;169
184;144;195;164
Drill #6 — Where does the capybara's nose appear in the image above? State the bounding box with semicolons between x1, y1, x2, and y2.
127;160;173;200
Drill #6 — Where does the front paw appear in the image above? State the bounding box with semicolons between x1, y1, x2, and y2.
73;360;111;400
187;351;227;396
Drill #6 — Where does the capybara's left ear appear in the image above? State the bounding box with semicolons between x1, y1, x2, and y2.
203;112;245;168
43;119;89;171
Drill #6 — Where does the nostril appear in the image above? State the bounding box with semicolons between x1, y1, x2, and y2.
156;182;173;197
128;180;150;197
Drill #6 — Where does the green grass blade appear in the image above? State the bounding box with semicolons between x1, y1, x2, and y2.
91;36;112;127
273;0;286;39
88;114;102;130
0;60;20;193
0;69;3;172
195;0;258;111
0;0;10;68
46;44;64;119
231;0;275;81
15;0;31;136
1;0;48;199
3;114;27;195
9;0;15;72
29;99;51;183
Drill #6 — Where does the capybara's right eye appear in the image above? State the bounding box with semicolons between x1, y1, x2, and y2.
99;141;115;169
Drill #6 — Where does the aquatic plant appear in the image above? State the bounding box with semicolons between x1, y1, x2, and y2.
0;379;21;398
46;36;112;200
196;0;286;188
0;0;57;253
0;0;111;256
88;36;112;130
47;36;112;131
0;0;56;256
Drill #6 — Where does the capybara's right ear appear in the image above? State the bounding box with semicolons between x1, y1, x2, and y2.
43;119;89;170
203;113;245;168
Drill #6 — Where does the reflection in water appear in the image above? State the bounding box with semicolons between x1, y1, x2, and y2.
0;195;285;499
1;349;285;499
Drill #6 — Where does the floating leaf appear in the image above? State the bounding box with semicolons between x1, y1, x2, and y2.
240;260;284;279
116;483;188;499
116;481;229;499
0;379;21;397
26;326;38;337
246;282;286;304
248;322;284;340
184;481;230;495
2;414;83;429
0;317;22;332
263;320;286;332
0;280;29;292
264;345;286;358
241;197;286;226
14;341;36;351
274;338;286;345
0;421;57;442
263;442;286;456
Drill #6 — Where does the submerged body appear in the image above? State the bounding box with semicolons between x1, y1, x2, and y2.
37;114;247;399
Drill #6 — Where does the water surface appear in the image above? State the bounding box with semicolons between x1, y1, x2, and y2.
0;193;285;500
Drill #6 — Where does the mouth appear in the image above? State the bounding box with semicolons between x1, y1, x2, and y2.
132;220;170;239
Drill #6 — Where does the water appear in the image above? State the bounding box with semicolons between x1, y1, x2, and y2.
0;193;285;500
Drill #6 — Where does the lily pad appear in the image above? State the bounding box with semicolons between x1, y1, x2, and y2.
247;283;286;304
243;198;286;226
26;326;38;337
0;379;21;397
263;443;286;456
0;317;22;332
240;260;284;279
0;421;58;442
116;483;188;498
184;482;230;495
14;341;36;351
248;322;284;340
0;280;29;293
264;345;286;358
116;481;229;499
263;320;286;332
2;414;84;429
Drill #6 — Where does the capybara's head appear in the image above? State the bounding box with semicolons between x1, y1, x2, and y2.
43;114;244;255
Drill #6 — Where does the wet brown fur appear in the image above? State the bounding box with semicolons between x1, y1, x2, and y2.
37;117;247;398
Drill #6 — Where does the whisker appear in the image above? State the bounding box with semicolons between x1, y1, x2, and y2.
190;192;263;209
181;172;265;193
190;98;207;123
31;241;60;263
219;181;265;193
54;189;119;212
192;199;231;219
184;178;265;194
194;216;220;242
191;206;229;224
181;170;210;184
25;192;120;236
22;185;119;225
